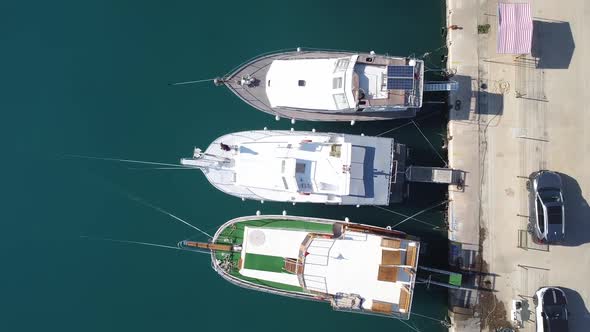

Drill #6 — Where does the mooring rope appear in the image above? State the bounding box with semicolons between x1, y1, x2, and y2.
126;194;213;239
390;200;449;229
411;120;448;167
80;236;210;255
169;78;216;86
393;317;422;332
372;206;440;229
374;111;440;137
411;312;452;328
64;154;190;169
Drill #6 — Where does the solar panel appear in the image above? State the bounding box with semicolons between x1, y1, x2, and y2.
387;78;414;90
387;65;414;78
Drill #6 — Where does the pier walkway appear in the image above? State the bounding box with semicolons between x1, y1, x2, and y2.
446;0;589;331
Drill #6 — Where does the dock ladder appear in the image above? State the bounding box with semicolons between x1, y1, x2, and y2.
423;81;459;92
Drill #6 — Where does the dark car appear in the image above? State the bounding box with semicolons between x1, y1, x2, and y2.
534;287;569;332
531;171;565;243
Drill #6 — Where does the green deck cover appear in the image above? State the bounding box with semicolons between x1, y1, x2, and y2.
243;253;285;273
214;218;332;293
449;273;462;286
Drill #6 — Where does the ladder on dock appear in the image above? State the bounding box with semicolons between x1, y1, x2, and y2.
418;266;467;290
423;81;459;91
406;166;463;185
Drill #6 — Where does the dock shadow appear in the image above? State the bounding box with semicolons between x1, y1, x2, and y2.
449;75;504;120
531;21;575;69
559;173;590;247
560;287;590;330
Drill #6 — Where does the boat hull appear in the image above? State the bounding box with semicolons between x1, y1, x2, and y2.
221;49;423;122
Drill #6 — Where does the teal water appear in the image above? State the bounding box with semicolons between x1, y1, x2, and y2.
1;1;448;331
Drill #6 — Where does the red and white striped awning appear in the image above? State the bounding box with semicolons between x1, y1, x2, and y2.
497;3;533;54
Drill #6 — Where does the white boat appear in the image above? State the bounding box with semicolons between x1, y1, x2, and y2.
215;48;425;122
181;130;407;205
181;214;421;320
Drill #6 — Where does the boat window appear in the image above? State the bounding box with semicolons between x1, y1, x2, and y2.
334;58;350;72
298;80;306;87
333;93;349;109
536;197;545;233
267;80;271;86
540;189;562;204
295;162;306;174
281;160;286;173
282;177;289;189
547;206;562;225
332;77;343;89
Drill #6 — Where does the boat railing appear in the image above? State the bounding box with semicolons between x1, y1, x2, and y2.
223;47;399;79
223;48;297;78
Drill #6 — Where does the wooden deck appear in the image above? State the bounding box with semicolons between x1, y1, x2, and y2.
382;250;402;265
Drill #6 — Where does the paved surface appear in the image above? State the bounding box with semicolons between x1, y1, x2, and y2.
446;0;590;331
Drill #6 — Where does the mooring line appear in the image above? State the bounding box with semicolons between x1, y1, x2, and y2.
393;317;422;332
125;194;213;239
376;121;414;137
169;78;215;86
390;200;449;229
80;236;210;255
375;111;440;137
372;205;438;229
411;312;452;327
64;154;189;169
411;120;448;167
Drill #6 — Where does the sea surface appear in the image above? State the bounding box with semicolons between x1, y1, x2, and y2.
1;1;449;331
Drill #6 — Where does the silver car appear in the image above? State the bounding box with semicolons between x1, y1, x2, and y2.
531;171;565;243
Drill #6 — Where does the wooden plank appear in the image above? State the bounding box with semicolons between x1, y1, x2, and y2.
371;300;393;313
381;250;402;265
406;245;418;267
284;258;298;274
399;286;411;312
378;265;398;282
381;238;401;249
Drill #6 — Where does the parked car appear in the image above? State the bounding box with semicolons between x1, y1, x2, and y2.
531;170;565;243
534;287;569;332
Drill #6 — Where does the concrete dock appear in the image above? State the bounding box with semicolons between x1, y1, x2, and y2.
445;0;589;331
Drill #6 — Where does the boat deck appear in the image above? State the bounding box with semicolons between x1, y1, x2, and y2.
214;218;333;292
210;216;419;320
222;50;420;121
197;130;406;205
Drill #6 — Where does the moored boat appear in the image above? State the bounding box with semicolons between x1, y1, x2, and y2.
180;130;407;205
215;48;424;122
181;214;421;319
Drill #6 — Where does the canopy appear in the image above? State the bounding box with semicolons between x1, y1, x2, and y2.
497;3;533;54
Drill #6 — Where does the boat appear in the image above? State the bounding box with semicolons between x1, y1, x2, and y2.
180;130;407;205
214;48;424;122
180;214;421;319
